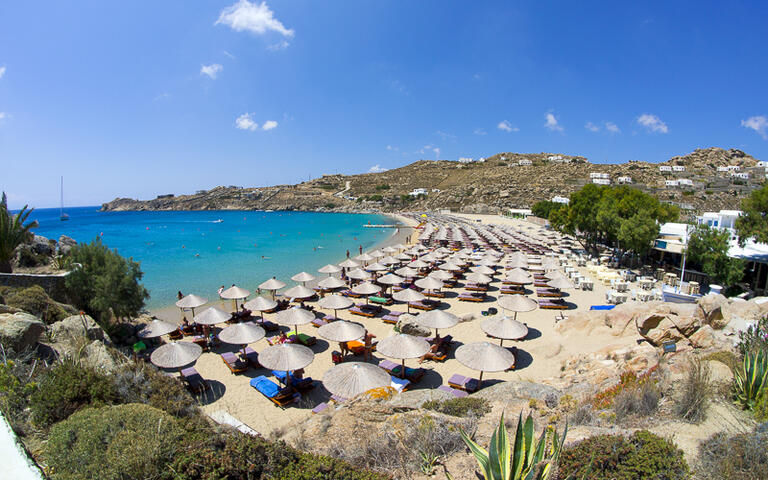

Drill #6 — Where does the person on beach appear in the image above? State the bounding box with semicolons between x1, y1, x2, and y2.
217;285;224;297
346;249;350;258
339;341;350;358
363;331;376;361
177;291;183;300
358;245;363;255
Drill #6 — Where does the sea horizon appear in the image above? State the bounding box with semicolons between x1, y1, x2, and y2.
26;206;397;310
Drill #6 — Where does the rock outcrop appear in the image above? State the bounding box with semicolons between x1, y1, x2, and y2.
49;314;111;345
0;312;46;351
396;315;431;337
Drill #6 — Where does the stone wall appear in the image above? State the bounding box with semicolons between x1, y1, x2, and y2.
0;272;71;302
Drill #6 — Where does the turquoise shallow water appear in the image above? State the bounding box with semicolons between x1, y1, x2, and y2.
26;207;391;308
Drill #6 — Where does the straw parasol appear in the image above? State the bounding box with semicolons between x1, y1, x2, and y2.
394;253;411;262
322;362;390;400
414;276;443;291
481;314;529;345
380;255;400;266
318;264;342;275
370;250;385;258
218;321;266;355
283;284;316;300
243;296;277;320
465;272;492;284
258;343;314;373
377;334;431;378
497;294;538;319
221;285;250;300
505;268;533;284
366;262;388;272
175;294;207;317
408;259;430;269
392;288;426;313
355;253;374;263
428;270;453;281
291;271;316;285
318;276;346;290
547;276;574;290
317;294;354;318
455;341;516;386
506;257;529;269
193;306;231;326
137;319;178;339
470;265;495;275
259;278;286;298
544;270;566;280
346;268;371;281
416;310;459;336
318;320;365;343
395;266;418;278
438;262;462;272
276;307;316;334
351;282;381;296
377;273;405;290
151;342;202;370
382;246;398;254
338;258;360;269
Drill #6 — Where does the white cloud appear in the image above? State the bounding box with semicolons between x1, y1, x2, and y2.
368;164;388;173
216;0;294;38
235;113;259;131
497;120;514;132
200;63;223;79
0;112;6;120
637;113;668;133
0;66;5;79
266;40;290;51
544;112;563;132
419;144;441;158
741;115;768;140
433;147;441;157
473;128;487;136
605;122;621;134
436;130;456;141
585;122;600;132
261;120;278;131
223;50;236;59
386;145;399;151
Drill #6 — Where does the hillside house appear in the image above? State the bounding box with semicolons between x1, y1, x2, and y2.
617;176;632;184
509;208;533;218
659;166;673;173
552;196;570;204
726;165;741;172
673;165;686;172
731;172;749;180
519;159;532;166
458;157;474;163
409;188;428;196
665;180;679;187
717;166;729;172
757;161;768;168
592;178;611;185
590;172;610;179
677;179;694;187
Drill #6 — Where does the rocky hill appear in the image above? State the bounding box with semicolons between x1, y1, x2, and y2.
101;147;765;216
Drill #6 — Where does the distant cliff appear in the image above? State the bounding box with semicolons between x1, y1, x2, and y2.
102;147;764;215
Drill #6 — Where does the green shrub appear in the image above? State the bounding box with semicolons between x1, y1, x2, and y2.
558;430;689;480
111;362;198;419
44;403;184;480
613;381;660;420
423;397;491;417
696;427;768;480
737;316;768;356
4;285;72;324
676;356;712;422
375;184;390;191
30;359;117;428
0;358;37;433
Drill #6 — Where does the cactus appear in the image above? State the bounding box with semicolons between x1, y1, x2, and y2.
734;349;768;410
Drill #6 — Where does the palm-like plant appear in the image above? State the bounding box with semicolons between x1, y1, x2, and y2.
459;412;566;480
0;192;38;273
734;349;768;410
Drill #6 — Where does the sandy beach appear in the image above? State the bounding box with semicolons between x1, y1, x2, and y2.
150;213;637;436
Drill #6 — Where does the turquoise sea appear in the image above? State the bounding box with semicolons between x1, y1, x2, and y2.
26;207;391;309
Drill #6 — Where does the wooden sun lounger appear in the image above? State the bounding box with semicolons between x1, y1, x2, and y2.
409;300;439;311
272;370;315;392
221;352;248;374
423;290;446;298
341;290;365;298
458;292;485;302
537;289;562;298
350;305;376;318
242;347;261;369
500;288;524;295
380;360;426;382
539;300;568;310
465;283;489;292
448;373;480;393
347;339;376;354
288;333;317;346
369;296;394;306
181;367;209;393
250;376;300;408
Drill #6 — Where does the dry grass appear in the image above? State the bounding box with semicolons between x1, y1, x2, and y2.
676;356;712;423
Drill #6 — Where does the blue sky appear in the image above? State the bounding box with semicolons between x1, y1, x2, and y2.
1;1;767;209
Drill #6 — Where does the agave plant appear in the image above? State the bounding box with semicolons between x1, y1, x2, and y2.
459;412;566;480
734;349;768;410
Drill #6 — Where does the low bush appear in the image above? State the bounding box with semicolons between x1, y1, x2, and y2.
737;316;768;356
696;426;768;480
703;350;739;371
3;285;72;324
0;355;38;434
422;396;491;417
558;430;690;480
612;382;660;420
111;362;198;419
30;359;117;428
593;367;658;409
44;403;184;480
676;356;712;422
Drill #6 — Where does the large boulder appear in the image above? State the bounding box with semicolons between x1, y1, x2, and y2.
80;340;119;373
475;381;562;404
30;234;55;256
697;294;731;329
396;315;430;337
640;316;685;346
58;235;77;255
604;303;651;336
688;324;717;349
0;312;46;351
49;314;111;344
668;303;705;336
729;299;763;325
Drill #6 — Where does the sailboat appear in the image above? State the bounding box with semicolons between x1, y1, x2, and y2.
60;176;69;221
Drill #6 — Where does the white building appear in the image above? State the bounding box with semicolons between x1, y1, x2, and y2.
756;161;768;168
431;188;441;193
519;159;532;166
409;188;428;196
659;166;673;173
672;165;686;172
477;157;486;163
726;165;741;172
665;180;679;187
617;176;632;184
552;196;570;204
592;178;610;185
458;157;474;163
508;208;533;218
678;179;693;187
731;172;749;180
590;172;610;179
717;166;729;172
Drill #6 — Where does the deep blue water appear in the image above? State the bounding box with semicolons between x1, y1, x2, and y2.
25;207;391;308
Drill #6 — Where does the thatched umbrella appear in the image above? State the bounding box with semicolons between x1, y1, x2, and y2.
481;315;529;346
259;343;314;386
392;288;426;313
394;266;418;279
283;285;315;300
338;258;360;269
193;306;231;326
438;262;462;272
244;296;278;323
544;270;566;280
355;253;374;264
408;259;430;269
318;276;346;290
351;282;381;303
414;276;444;292
317;294;354;319
318;264;342;276
497;294;538;319
415;310;459;336
218;321;266;356
318;320;365;358
455;341;515;386
465;272;492;285
276;307;315;335
175;294;207;318
322;362;390;399
366;262;388;272
259;278;286;299
137;319;178;339
346;268;372;281
547;276;574;290
377;334;430;378
380;255;400;266
151;342;202;370
220;285;251;310
428;270;454;281
470;265;495;275
505;269;533;285
291;271;316;285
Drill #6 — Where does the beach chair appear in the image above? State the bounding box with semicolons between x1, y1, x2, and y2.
168;329;183;341
258;319;280;332
379;359;399;374
390;364;426;383
221;352;248;374
538;300;568;310
390;375;411;393
311;317;328;328
180;367;209;393
192;335;210;352
409;300;439;311
341;290;364;298
272;370;315;392
458;292;484;302
438;385;468;398
348;339;376;355
422;290;446;298
288;333;317;346
312;402;329;414
242;347;261;369
465;283;488;292
448;373;480;393
381;314;400;325
536;288;562;298
369;295;393;306
249;376;300;408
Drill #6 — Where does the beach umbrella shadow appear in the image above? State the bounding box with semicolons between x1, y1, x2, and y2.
512;349;533;370
311;339;330;354
523;326;542;340
410;369;444;390
195;380;227;405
